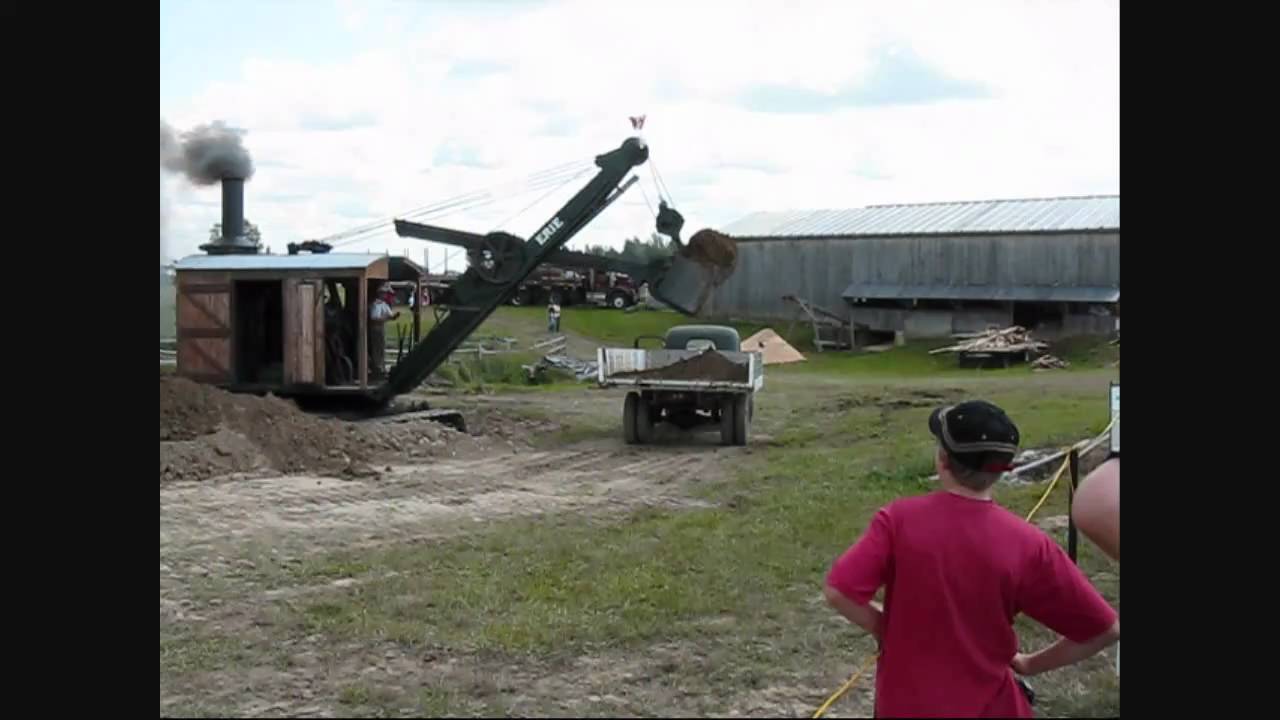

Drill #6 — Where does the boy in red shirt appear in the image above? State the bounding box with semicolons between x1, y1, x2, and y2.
824;401;1120;718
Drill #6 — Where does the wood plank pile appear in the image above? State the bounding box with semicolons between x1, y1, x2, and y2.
928;326;1049;356
1031;354;1070;371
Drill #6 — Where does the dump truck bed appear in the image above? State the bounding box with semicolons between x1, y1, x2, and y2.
596;348;764;392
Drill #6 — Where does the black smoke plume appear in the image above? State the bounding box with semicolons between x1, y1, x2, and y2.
160;119;255;184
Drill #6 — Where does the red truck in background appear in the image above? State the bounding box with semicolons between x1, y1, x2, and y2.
392;245;645;311
509;265;639;309
391;267;639;312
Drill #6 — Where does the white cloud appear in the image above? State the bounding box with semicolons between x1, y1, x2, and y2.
160;0;1119;267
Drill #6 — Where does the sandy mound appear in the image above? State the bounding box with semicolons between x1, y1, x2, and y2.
742;328;806;365
159;376;475;483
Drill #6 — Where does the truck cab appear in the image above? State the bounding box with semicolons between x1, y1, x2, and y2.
660;325;741;352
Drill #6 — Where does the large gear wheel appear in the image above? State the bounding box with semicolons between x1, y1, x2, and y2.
468;232;527;284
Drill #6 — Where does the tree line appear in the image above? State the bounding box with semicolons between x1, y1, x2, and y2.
580;233;674;264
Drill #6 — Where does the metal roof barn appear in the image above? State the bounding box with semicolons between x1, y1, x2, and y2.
704;196;1120;338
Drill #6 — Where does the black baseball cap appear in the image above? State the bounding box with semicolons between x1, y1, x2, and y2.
928;400;1021;473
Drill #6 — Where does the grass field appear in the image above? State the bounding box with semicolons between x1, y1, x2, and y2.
394;305;1119;390
161;307;1120;717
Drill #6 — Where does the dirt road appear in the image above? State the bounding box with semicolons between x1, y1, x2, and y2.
161;444;727;558
159;386;764;717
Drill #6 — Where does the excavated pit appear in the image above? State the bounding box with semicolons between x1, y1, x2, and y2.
614;350;749;382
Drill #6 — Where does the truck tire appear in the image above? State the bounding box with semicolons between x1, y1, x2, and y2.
623;392;640;445
719;396;735;446
607;290;631;310
732;394;750;446
635;397;653;444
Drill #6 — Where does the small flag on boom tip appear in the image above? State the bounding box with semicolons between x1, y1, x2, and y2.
629;115;646;131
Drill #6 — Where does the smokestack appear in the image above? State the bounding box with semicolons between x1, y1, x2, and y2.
200;177;257;255
222;178;244;243
162;119;258;256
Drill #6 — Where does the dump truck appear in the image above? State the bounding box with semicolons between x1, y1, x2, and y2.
597;325;763;446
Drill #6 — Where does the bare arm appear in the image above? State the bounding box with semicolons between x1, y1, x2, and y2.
1072;459;1119;561
1014;621;1119;676
824;585;883;643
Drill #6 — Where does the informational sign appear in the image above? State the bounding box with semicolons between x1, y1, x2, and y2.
1109;383;1120;455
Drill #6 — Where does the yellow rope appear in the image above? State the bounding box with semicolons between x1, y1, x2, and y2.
812;421;1115;718
811;653;878;718
1024;418;1115;524
1024;455;1071;522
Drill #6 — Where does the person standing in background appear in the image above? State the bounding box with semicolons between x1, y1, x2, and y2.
547;298;561;333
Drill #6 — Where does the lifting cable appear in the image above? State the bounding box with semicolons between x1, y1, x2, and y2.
329;165;594;250
409;163;593;272
810;420;1116;718
318;159;596;248
496;165;594;231
635;178;657;220
649;154;676;206
348;159;590;232
327;163;587;244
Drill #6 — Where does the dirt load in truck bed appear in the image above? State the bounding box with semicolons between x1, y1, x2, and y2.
613;350;749;383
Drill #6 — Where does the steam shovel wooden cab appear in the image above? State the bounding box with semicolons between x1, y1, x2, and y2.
172;253;425;401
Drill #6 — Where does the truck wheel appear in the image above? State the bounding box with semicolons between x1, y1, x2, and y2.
607;290;630;310
719;396;735;446
623;392;640;445
635;397;653;444
732;394;750;446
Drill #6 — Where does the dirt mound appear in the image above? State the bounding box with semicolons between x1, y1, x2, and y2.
682;229;737;272
614;350;748;382
742;328;806;365
159;376;476;483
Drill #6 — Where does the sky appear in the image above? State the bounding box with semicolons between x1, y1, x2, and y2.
159;0;1120;270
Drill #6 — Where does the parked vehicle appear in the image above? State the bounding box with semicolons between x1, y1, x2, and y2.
597;325;763;446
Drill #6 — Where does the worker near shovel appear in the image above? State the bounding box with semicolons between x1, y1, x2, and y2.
368;284;400;379
823;401;1119;717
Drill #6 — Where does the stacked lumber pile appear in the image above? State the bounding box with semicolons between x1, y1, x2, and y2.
1031;354;1070;371
928;326;1049;356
